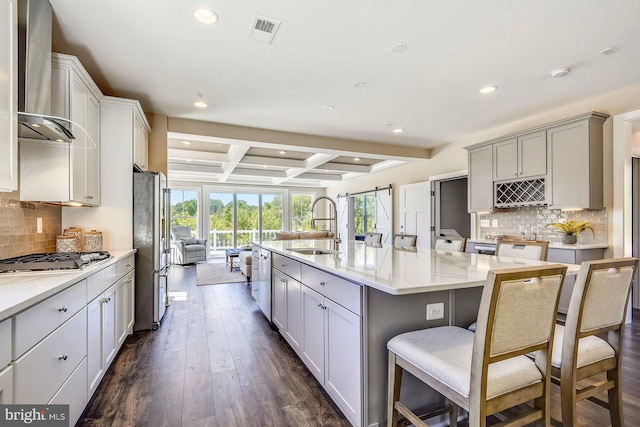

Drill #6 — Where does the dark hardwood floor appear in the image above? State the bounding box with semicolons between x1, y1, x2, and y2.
79;262;640;426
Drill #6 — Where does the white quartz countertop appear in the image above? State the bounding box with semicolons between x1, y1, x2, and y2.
467;238;608;250
256;240;579;295
0;249;136;321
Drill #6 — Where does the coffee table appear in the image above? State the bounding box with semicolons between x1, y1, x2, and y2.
225;248;250;272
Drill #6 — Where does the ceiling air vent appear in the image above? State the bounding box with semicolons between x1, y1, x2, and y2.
248;15;281;44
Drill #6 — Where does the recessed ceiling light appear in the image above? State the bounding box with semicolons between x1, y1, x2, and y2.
194;94;208;108
324;105;335;111
262;165;268;168
392;128;404;133
32;123;40;128
194;8;218;24
550;68;570;78
187;159;192;162
279;150;287;155
600;47;616;55
387;123;404;133
353;81;367;88
182;140;192;145
391;43;407;53
479;85;498;94
354;157;361;161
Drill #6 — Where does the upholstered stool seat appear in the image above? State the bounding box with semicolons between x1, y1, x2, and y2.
388;327;542;400
238;251;252;283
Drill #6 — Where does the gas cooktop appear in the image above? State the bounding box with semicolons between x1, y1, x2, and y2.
0;251;111;273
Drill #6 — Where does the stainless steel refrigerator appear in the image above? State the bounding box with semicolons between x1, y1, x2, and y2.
133;171;171;330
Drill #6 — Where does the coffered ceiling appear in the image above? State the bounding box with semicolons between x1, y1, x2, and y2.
48;0;640;186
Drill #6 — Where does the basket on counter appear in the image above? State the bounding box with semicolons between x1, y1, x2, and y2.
63;227;83;252
84;230;103;252
56;235;77;253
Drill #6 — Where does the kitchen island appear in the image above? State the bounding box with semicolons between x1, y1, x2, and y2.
253;239;578;427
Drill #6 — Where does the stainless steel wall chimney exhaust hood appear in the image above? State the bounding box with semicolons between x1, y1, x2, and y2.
17;0;74;142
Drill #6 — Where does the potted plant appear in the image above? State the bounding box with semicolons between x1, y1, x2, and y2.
546;220;594;244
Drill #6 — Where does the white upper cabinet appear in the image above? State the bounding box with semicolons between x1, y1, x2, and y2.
134;112;149;171
0;0;17;192
51;53;102;205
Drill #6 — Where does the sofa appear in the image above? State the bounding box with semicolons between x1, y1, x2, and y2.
275;230;335;240
170;225;208;265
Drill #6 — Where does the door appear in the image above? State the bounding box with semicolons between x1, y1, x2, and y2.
398;181;431;248
375;189;393;244
433;177;470;243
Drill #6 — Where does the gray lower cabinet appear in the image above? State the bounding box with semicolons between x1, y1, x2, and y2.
468;145;493;213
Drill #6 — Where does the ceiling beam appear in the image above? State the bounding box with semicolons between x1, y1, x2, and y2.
239;155;306;168
296;172;343;181
274;153;338;185
219;145;250;182
318;162;372;173
168;117;432;160
168;148;228;163
231;167;287;178
168;163;223;174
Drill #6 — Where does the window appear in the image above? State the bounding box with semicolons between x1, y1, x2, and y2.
261;194;284;241
170;189;199;236
353;193;375;237
291;192;315;231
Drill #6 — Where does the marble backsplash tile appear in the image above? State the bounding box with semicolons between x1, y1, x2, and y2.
478;207;607;245
0;191;62;258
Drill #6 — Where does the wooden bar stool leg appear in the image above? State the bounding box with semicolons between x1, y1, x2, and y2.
560;380;578;427
387;351;402;427
607;368;623;427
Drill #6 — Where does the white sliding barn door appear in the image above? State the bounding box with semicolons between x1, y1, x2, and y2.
375;189;393;244
337;196;351;241
398;181;431;248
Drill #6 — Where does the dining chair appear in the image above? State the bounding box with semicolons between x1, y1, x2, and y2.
547;258;637;427
365;232;383;245
387;264;567;427
394;234;417;247
434;237;467;252
496;238;549;261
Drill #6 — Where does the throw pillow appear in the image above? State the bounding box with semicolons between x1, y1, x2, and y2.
181;237;196;245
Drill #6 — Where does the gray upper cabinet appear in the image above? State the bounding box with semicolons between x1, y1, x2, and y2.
466;112;608;211
0;0;17;192
493;131;546;181
547;114;607;209
468;145;493;213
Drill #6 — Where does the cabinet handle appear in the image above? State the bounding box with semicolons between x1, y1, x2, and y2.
126;263;132;267
281;264;287;268
58;306;68;312
102;297;111;304
320;281;325;286
58;354;68;361
280;278;286;283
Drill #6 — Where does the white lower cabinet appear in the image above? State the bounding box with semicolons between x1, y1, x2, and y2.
50;358;87;426
273;254;363;427
86;295;103;396
272;269;287;331
0;365;12;404
13;308;87;404
285;278;303;351
324;298;362;425
116;271;134;347
301;285;325;383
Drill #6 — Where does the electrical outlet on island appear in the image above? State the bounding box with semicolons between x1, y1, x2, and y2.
426;303;444;320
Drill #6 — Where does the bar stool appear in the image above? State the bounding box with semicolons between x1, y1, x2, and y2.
365;232;383;245
434;237;467;252
394;234;417;247
387;264;567;427
468;238;550;332
547;258;637;426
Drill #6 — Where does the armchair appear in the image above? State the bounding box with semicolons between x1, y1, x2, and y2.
170;225;207;265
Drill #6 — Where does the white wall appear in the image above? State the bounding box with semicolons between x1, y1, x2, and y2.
326;83;640;252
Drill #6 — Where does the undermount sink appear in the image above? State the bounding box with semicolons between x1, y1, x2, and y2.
287;248;338;255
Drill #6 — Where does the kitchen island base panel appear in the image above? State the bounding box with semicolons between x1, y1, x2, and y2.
364;286;482;426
